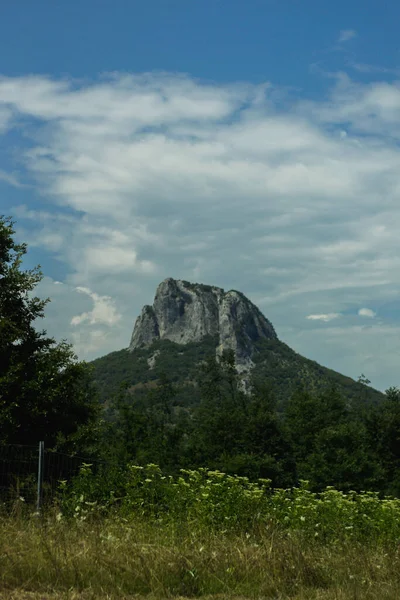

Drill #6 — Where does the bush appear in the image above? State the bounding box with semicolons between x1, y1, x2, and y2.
58;463;400;545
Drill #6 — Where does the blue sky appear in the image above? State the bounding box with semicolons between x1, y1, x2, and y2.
1;0;399;85
1;0;400;391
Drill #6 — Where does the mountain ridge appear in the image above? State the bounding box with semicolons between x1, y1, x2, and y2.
90;278;384;407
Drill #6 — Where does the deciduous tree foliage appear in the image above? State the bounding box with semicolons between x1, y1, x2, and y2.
100;347;400;496
0;216;99;449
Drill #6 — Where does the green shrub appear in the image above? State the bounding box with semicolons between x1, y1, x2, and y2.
58;463;400;545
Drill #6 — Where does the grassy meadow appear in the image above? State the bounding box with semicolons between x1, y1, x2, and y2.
1;465;400;599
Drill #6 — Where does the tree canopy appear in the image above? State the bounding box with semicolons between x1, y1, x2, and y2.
0;215;99;450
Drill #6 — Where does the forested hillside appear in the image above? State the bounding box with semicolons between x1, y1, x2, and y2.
91;334;384;408
92;344;399;496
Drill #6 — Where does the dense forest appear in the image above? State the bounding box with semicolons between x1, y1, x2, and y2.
94;348;400;496
2;214;400;498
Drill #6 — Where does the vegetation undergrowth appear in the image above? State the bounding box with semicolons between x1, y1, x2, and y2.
57;463;400;545
2;465;400;599
1;509;400;599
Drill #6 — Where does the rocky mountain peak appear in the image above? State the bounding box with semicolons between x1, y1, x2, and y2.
129;278;277;370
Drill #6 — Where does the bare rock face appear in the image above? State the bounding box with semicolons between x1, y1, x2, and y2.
129;305;159;349
216;289;276;369
129;278;277;370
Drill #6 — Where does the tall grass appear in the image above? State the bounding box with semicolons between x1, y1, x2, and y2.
2;464;400;599
1;509;400;599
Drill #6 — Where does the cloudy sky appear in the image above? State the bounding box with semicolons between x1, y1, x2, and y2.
1;0;400;391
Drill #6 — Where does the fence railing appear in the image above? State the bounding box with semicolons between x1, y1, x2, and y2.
0;443;39;506
0;442;111;510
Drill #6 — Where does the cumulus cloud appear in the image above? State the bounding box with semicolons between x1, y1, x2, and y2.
31;277;127;359
71;287;122;327
306;313;341;322
358;308;377;318
70;328;114;357
1;70;400;387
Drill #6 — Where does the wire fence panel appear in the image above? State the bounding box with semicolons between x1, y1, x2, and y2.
0;444;39;504
42;450;107;504
0;443;118;508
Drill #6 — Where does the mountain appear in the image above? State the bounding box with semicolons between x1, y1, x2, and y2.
90;278;384;407
130;278;276;375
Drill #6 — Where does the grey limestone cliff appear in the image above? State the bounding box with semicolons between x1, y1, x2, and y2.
129;278;277;371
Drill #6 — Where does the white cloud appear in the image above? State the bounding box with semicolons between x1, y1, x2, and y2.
1;70;400;387
32;277;127;358
358;308;376;318
71;287;122;327
70;328;114;357
349;62;400;77
0;105;12;133
306;313;341;322
0;169;25;188
33;232;65;252
338;29;357;43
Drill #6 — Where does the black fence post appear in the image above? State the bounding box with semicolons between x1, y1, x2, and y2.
36;441;44;512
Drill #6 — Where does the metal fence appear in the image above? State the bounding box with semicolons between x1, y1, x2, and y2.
0;442;107;510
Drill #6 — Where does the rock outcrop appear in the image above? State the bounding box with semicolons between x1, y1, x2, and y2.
129;278;277;370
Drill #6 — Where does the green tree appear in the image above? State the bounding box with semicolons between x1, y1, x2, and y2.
371;386;400;495
285;384;383;491
105;372;186;471
102;381;147;464
357;373;371;386
306;420;382;491
190;350;247;467
285;386;325;470
0;216;99;449
239;378;295;486
141;372;183;468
